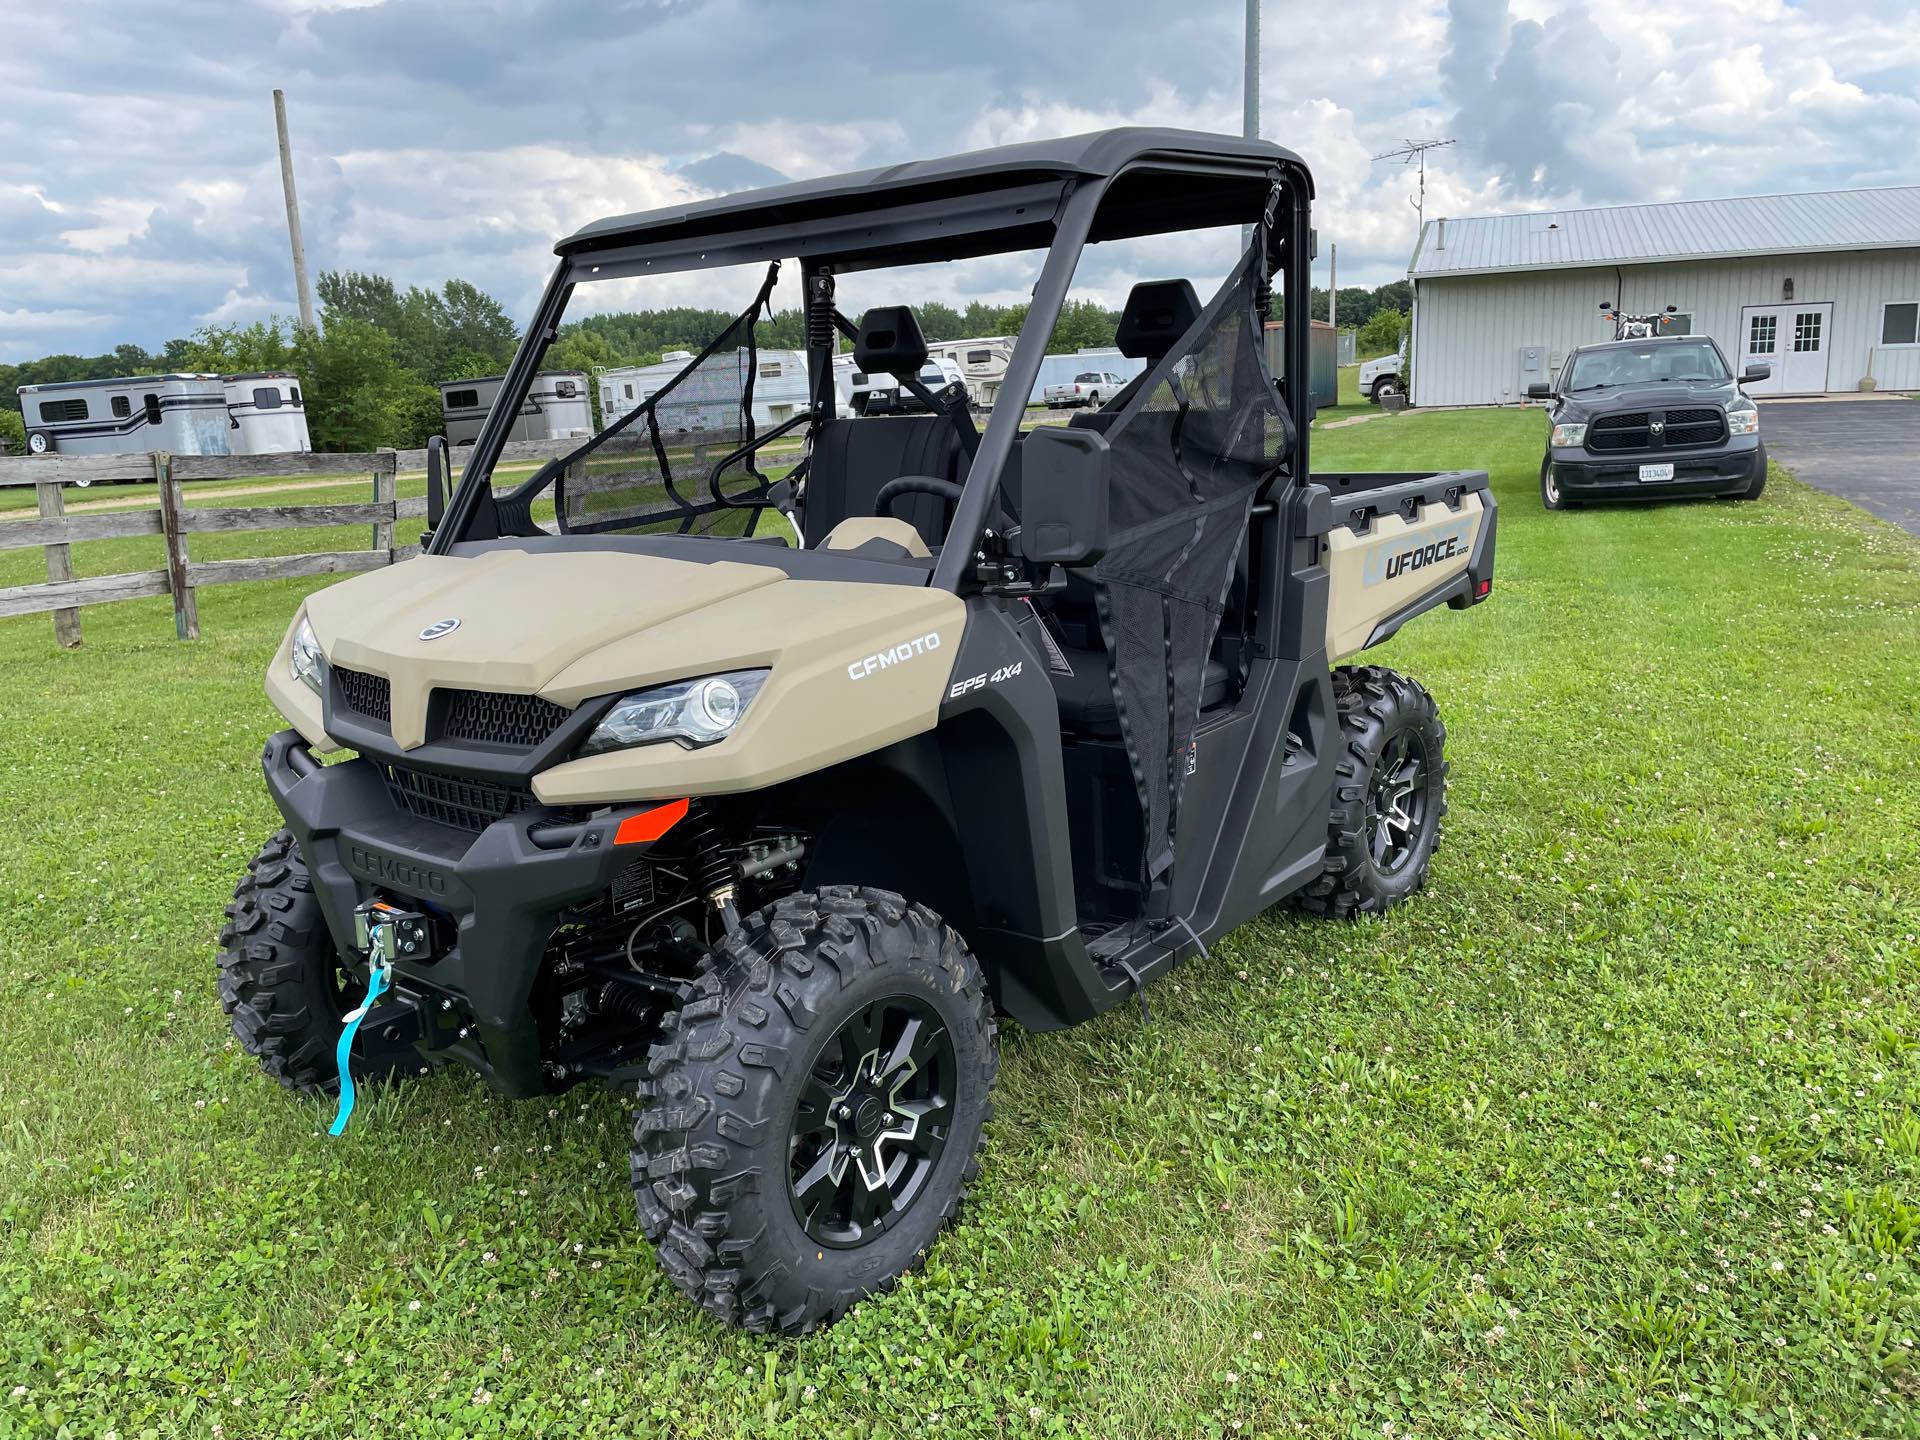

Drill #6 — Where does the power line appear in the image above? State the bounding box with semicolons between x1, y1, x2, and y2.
1371;138;1456;239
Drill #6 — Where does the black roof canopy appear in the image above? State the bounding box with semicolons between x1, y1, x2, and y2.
557;128;1310;278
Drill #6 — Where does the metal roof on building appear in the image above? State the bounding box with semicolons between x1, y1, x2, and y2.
1410;185;1920;279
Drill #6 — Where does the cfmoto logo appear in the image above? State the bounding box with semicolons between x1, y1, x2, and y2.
418;618;461;641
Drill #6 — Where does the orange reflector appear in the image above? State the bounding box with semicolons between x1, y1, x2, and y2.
614;798;689;846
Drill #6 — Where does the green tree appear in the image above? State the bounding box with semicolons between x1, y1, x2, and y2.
292;317;426;451
1357;308;1406;359
0;406;24;456
316;271;405;333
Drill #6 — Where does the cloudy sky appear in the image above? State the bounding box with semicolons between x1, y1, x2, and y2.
3;0;1918;361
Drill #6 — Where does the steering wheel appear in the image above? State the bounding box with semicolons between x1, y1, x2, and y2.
873;475;963;520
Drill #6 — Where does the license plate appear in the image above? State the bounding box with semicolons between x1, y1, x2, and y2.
1639;463;1675;482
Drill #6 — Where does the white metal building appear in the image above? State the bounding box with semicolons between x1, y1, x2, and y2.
1408;185;1920;407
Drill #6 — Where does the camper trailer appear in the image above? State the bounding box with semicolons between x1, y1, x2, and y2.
439;371;593;446
223;372;312;456
18;374;232;461
597;348;809;434
927;336;1014;407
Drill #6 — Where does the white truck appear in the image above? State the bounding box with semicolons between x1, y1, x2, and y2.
1042;369;1127;410
1358;341;1406;403
848;355;966;415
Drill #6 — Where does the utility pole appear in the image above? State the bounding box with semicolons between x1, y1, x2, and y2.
273;89;315;331
1243;0;1259;144
1371;137;1456;241
1329;242;1337;331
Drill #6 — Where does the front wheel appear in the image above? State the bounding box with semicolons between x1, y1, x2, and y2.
1540;456;1571;510
1730;444;1768;500
633;887;997;1334
1294;666;1448;919
1371;376;1403;402
217;830;412;1094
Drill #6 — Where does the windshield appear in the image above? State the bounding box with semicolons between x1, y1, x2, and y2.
1566;341;1728;391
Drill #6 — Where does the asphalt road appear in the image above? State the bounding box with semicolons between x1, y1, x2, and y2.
1760;399;1920;535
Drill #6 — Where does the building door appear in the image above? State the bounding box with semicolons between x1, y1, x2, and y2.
1738;303;1832;396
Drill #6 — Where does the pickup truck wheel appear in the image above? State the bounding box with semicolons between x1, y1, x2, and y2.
1294;666;1448;920
1539;457;1573;510
632;886;997;1335
1730;443;1768;500
217;830;412;1095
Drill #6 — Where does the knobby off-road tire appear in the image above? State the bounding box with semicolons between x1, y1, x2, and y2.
1295;666;1449;920
217;829;409;1095
632;886;998;1334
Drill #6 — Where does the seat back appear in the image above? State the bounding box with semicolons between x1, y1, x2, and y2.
803;416;963;550
1069;278;1202;435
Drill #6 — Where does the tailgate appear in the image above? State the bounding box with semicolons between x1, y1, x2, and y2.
1315;469;1495;660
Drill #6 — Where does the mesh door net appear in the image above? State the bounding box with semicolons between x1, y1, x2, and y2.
504;265;787;538
1092;248;1292;908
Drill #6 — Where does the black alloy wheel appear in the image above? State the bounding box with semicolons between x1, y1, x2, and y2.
788;994;957;1248
1366;728;1431;876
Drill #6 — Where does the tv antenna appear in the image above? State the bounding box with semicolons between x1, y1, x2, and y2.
1372;138;1456;236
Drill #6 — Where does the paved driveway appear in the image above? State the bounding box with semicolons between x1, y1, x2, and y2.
1761;398;1920;535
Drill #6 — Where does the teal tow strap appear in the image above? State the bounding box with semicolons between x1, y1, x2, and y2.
328;962;391;1137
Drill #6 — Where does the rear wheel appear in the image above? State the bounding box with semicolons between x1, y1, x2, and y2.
26;431;50;455
633;887;997;1334
1295;666;1448;919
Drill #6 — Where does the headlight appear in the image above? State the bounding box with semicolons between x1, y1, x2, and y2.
1726;400;1759;436
580;670;769;756
289;615;326;696
1550;422;1588;447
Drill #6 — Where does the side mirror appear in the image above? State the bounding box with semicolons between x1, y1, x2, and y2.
426;434;449;530
1598;301;1613;313
1741;364;1771;384
1526;382;1553;400
1019;426;1109;566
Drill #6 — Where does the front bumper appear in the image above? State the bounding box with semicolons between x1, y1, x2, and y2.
1548;435;1764;500
261;729;658;1097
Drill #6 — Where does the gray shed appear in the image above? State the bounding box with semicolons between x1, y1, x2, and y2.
1408;185;1920;406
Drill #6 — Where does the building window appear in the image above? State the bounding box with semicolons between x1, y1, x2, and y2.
1747;314;1777;355
144;394;162;425
39;398;88;422
112;395;132;418
1793;311;1823;352
253;387;283;410
623;383;635;400
445;389;479;409
1882;302;1920;346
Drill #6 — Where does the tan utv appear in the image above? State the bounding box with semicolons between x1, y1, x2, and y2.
221;128;1497;1334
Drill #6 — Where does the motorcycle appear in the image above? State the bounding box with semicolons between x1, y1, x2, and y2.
1598;301;1679;341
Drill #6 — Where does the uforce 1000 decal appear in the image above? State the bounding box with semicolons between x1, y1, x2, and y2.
1361;516;1475;587
847;630;943;681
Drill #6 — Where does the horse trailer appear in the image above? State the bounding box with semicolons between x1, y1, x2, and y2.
597;349;809;433
223;372;312;455
18;374;232;459
440;372;593;446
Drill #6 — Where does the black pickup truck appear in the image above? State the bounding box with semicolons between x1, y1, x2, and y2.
1529;335;1770;510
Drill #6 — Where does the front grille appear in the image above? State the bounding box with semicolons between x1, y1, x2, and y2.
1662;407;1727;447
440;688;573;749
387;765;534;833
1588;408;1727;452
1587;412;1651;451
335;667;392;724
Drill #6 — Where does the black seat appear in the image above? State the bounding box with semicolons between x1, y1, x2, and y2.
1069;278;1201;435
804;416;963;551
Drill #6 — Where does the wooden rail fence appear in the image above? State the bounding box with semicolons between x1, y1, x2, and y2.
0;447;425;648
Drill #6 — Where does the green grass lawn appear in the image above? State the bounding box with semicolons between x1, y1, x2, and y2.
0;408;1916;1438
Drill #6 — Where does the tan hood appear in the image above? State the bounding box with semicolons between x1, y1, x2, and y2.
301;550;785;748
281;546;966;801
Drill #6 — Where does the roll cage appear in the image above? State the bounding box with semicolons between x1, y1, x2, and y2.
431;127;1317;593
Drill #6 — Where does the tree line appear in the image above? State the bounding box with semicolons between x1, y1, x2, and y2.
3;271;1411;454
